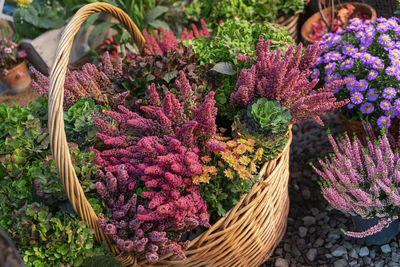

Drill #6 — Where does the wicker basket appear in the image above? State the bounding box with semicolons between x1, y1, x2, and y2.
274;14;299;42
48;3;292;266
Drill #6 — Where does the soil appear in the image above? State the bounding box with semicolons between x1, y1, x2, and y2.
0;85;39;107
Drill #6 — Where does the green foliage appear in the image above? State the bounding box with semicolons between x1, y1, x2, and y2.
83;255;123;267
189;20;294;65
13;0;68;39
10;203;111;267
232;109;289;160
184;0;305;28
64;98;99;146
249;98;291;135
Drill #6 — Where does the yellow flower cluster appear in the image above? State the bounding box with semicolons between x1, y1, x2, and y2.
193;137;263;184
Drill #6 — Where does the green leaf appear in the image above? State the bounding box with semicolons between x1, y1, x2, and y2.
88;22;116;47
83;256;122;267
84;13;101;31
119;30;131;44
148;20;170;31
211;62;237;75
144;6;168;23
163;70;178;83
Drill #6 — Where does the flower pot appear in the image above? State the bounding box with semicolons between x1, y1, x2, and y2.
300;3;377;45
0;61;31;94
352;216;399;245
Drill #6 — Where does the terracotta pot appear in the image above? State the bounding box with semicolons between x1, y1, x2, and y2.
300;3;377;45
0;60;31;94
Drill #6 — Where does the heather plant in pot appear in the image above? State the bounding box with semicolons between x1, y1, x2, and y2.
312;122;400;245
0;30;30;94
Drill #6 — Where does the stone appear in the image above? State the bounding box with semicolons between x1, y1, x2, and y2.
306;248;317;262
301;188;311;200
359;247;369;257
314;238;324;247
325;242;333;249
370;248;376;259
381;244;391;253
276;248;283;256
349;248;358;259
343;241;352;250
302;216;316;226
375;260;384;267
348;260;358;266
298;226;308;238
331;246;347;257
275;258;289;267
363;257;372;265
328;229;341;240
311;208;319;217
334;259;348;267
284;243;291;253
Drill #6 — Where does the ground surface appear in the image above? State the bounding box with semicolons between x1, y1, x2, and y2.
0;84;38;107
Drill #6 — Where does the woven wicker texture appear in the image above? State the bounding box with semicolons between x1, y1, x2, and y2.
48;3;291;266
275;14;299;42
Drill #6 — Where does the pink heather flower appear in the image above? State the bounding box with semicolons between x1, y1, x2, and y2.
17;50;27;58
3;47;12;54
2;69;8;76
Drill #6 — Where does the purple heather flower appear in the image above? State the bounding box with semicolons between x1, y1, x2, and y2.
356;80;368;92
379;34;392;45
324;62;336;74
383;87;397;99
351;92;364;104
310;68;320;79
386;66;397;76
360;102;374;114
3;47;11;54
377;116;391;128
380;100;392;111
17;50;26;58
367;69;378;80
367;89;379;101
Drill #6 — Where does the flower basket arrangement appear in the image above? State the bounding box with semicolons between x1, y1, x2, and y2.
312;121;400;245
301;2;376;45
314;17;400;139
0;31;30;94
28;2;351;266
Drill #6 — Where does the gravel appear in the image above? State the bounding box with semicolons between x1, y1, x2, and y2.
261;112;400;267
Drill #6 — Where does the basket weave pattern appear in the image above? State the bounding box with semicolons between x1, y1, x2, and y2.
48;3;291;266
274;14;299;42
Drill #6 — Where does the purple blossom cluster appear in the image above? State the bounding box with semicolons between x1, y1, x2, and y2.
315;17;400;129
143;20;210;56
94;136;209;262
31;52;128;109
92;71;223;263
312;121;400;238
230;37;349;126
0;34;26;75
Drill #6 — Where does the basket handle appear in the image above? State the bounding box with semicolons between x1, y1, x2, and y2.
48;2;145;254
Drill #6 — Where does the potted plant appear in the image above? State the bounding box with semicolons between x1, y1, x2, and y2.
312;121;400;245
0;31;30;94
313;17;400;139
301;1;376;44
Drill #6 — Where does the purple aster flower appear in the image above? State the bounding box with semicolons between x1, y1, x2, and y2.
359;45;368;52
310;68;320;79
331;52;341;61
314;57;323;66
323;52;334;63
384;42;395;51
395;69;400;81
394;99;400;112
356;79;368;91
386;66;397;76
364;29;376;40
377;22;389;33
333;73;341;81
351;92;364;104
361;53;373;64
325;74;335;83
367;89;378;101
387;19;399;29
346;79;358;91
340;58;354;70
324;62;336;74
347;103;355;109
367;69;378;80
355;31;366;40
352;51;363;59
380;100;392;111
377;18;388;23
331;35;342;45
389;49;400;60
378;34;392;45
383;87;397;99
377;116;391;128
360;102;374;114
342;43;354;55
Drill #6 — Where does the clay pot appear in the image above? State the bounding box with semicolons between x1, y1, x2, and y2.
0;60;31;94
300;3;377;45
